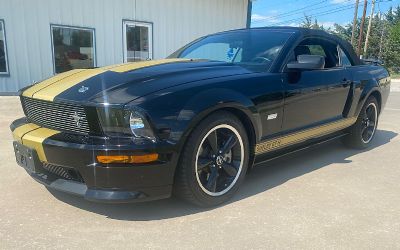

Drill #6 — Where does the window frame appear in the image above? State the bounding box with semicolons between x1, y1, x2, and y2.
122;20;153;63
50;24;97;74
337;45;354;67
0;19;10;76
283;36;342;72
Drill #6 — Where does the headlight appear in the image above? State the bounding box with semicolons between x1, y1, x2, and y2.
97;108;156;141
129;112;156;140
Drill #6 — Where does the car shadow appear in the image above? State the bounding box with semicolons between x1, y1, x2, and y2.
48;129;397;221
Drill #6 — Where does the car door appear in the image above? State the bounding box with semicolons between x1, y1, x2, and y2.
282;39;352;131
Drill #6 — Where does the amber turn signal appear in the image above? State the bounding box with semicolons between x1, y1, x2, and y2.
97;153;159;164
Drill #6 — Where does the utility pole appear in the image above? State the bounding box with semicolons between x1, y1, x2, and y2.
364;0;376;57
378;12;386;60
351;0;360;46
357;0;368;57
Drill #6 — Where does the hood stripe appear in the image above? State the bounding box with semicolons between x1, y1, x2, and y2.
22;59;190;102
109;58;190;73
32;68;107;101
22;69;86;98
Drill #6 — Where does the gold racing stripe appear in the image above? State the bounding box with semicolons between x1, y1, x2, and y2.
22;69;86;98
109;58;190;73
12;123;40;142
22;58;190;102
32;68;107;102
22;128;60;162
255;117;357;155
12;123;60;162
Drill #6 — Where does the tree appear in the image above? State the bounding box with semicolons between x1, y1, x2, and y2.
386;7;395;25
332;23;352;42
301;15;313;28
298;5;400;69
384;22;400;69
301;15;325;30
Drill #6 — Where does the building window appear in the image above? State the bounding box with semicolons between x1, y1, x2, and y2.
123;20;153;62
0;20;9;75
51;25;96;74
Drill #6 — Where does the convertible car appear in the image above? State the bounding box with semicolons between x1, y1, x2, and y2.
11;27;390;206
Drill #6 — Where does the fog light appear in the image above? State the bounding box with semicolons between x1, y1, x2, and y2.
97;153;159;164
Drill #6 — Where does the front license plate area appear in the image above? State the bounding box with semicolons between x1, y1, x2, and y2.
13;141;38;174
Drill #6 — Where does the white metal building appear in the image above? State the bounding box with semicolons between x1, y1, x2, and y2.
0;0;251;94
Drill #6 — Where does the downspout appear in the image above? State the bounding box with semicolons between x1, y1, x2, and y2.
246;0;253;28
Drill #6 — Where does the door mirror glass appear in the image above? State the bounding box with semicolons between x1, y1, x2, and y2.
287;55;325;70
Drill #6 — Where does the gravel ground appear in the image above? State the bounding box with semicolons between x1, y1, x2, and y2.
0;86;399;249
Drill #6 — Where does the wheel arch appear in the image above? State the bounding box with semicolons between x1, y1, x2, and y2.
355;88;382;117
369;90;382;114
175;92;261;171
354;80;382;117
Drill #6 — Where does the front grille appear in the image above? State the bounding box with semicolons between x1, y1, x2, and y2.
42;163;84;183
22;97;90;134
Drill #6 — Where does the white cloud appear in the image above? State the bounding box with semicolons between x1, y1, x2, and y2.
251;13;280;24
319;21;336;29
330;0;355;4
251;14;269;21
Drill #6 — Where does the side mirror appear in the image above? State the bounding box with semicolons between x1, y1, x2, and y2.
287;55;325;70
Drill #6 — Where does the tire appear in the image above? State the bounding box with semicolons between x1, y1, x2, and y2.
342;96;379;149
173;111;250;207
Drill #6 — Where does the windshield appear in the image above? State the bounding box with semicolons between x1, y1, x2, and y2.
169;30;293;70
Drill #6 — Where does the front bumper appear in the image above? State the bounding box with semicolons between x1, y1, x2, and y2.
11;119;178;203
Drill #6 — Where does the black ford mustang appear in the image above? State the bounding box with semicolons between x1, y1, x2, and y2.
11;27;390;206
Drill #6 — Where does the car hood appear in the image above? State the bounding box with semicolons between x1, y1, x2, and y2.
21;59;253;106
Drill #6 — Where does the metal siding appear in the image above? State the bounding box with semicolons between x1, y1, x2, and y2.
0;0;247;93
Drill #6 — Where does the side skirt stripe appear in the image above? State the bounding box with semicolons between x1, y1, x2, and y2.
255;117;357;155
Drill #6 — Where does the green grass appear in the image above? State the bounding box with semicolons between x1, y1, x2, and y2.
391;73;400;79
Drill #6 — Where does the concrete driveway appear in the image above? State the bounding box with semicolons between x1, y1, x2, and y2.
1;83;399;249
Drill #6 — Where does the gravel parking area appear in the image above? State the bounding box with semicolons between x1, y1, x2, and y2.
1;88;399;249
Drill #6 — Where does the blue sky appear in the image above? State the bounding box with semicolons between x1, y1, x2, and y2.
251;0;400;28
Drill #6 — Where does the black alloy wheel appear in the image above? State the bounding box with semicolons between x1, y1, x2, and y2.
360;102;378;144
195;124;244;196
174;111;249;207
343;96;379;149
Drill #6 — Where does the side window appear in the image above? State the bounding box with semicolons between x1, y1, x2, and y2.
293;39;339;69
308;45;326;57
338;47;353;67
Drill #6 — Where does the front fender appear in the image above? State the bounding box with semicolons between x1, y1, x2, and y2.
129;86;261;148
176;87;261;144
